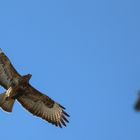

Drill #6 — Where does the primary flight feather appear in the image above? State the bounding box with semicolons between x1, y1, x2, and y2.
0;49;69;128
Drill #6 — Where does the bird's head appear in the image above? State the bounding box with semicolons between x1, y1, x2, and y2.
19;74;32;85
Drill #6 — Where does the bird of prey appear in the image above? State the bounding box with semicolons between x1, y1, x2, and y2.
0;49;69;128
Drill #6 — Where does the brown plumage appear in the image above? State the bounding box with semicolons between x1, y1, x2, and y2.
0;49;69;128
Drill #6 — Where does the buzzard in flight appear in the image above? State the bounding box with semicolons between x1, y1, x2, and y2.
0;49;69;128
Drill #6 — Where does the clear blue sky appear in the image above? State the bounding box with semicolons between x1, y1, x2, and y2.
0;0;140;140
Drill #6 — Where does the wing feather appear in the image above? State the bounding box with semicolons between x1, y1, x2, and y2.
17;85;69;128
0;49;20;89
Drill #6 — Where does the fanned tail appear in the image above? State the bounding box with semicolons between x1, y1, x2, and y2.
0;93;15;112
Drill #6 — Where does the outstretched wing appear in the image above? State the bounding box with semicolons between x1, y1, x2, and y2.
0;49;20;89
17;85;69;128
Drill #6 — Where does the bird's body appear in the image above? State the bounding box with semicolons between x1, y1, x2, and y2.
0;49;69;128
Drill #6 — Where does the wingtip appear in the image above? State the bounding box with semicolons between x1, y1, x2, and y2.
63;110;70;117
59;104;66;110
54;107;70;128
61;119;67;127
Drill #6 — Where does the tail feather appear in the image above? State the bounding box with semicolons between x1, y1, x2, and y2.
0;93;15;112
